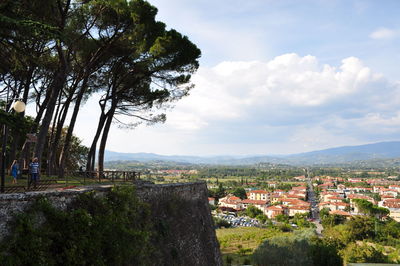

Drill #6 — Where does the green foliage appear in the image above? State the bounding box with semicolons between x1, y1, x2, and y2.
277;223;292;232
353;199;389;218
217;227;281;252
275;214;289;223
246;205;263;218
375;218;400;246
292;213;314;228
43;127;89;172
321;216;400;264
214;217;231;228
370;193;381;202
322;224;352;250
225;255;233;265
341;241;387;263
321;214;346;228
275;183;293;191
0;110;33;134
256;214;268;224
347;216;375;241
232;187;247;199
0;186;153;265
319;207;330;219
0;111;35;160
320;208;347;228
1;0;202;173
310;238;343;266
209;183;227;200
209;204;217;211
252;229;342;266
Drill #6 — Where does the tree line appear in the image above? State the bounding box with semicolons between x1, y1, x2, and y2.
0;0;201;176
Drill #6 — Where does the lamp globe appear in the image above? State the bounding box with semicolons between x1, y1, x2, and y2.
13;100;26;113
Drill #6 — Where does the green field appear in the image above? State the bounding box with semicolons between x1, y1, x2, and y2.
216;227;284;265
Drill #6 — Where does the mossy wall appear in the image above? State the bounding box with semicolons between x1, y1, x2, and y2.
135;182;222;265
0;182;222;266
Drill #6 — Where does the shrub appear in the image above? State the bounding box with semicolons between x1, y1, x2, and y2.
341;242;387;263
0;186;153;265
214;217;231;228
252;229;342;266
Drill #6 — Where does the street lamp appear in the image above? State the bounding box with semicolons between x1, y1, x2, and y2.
13;100;26;113
1;99;26;193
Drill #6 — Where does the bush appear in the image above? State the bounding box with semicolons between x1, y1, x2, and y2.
256;214;268;224
346;216;375;241
246;205;263;218
214;217;231;228
232;187;247;199
252;229;342;266
225;255;233;265
252;234;313;265
0;186;153;265
341;242;387;263
275;214;289;223
277;223;292;232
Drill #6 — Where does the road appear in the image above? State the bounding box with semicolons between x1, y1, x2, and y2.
307;178;323;236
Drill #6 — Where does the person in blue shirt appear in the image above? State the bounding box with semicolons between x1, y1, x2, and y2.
10;160;19;184
29;157;40;188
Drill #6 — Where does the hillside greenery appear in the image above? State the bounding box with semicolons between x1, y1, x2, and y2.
0;186;154;265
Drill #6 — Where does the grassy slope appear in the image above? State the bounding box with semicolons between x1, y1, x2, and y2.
216;227;284;265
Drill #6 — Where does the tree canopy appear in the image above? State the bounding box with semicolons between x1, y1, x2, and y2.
0;0;201;175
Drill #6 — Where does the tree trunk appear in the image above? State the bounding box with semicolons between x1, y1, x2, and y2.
34;57;68;164
47;91;63;175
31;86;53;133
48;82;79;175
86;86;111;172
34;0;72;163
58;76;89;177
97;104;116;175
86;110;107;172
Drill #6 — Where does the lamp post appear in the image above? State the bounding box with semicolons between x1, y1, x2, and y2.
1;99;26;193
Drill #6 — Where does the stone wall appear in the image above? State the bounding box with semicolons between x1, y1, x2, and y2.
0;182;222;266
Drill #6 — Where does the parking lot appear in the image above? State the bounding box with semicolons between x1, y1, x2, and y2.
215;214;260;227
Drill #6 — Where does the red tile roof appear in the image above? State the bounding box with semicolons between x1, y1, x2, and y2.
327;196;343;200
347;194;373;200
266;205;285;211
292;186;307;190
329;210;351;216
241;199;267;205
289;205;309;210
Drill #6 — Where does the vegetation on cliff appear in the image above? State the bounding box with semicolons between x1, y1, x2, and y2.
0;184;221;265
0;186;153;265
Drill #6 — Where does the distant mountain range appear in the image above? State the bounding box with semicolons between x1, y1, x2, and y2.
105;141;400;166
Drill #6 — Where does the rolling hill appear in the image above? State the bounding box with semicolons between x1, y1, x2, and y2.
105;141;400;166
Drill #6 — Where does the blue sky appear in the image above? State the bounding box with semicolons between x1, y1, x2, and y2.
74;0;400;155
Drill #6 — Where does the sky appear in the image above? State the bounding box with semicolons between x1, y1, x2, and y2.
74;0;400;156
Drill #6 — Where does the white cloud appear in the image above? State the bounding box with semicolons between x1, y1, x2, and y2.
165;53;388;131
369;27;397;40
74;53;400;155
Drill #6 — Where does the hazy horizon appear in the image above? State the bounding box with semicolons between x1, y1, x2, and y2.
105;140;400;157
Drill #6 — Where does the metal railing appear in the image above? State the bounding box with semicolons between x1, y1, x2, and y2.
69;170;141;184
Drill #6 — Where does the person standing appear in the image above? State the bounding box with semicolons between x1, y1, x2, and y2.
10;160;19;184
29;157;40;188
